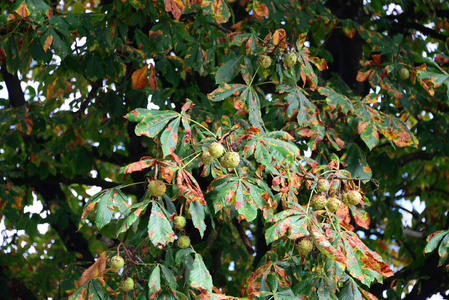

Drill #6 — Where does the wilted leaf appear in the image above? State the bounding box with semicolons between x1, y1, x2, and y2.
164;0;186;20
78;252;107;286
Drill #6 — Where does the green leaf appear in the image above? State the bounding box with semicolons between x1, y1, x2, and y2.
379;115;418;148
319;87;354;113
201;0;231;23
160;117;181;157
437;233;449;266
189;253;213;293
95;189;115;229
148;265;162;298
342;144;372;180
208;83;246;102
249;132;299;169
339;278;363;300
215;55;242;84
189;201;206;238
125;109;178;138
161;265;177;290
278;84;318;127
236;179;268;222
425;231;448;253
358;121;379;150
148;203;175;249
241;87;264;129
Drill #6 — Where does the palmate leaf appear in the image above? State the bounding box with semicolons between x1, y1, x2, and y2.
148;202;175;249
160;117;181;157
318;87;355;114
310;224;347;267
95;189;130;230
189;253;213;294
425;230;449;253
215;55;242;84
295;34;328;88
277;84;318;127
245;131;300;169
426;231;449;266
209;174;240;214
125;108;193;157
265;203;309;244
341;231;394;285
235;178;267;222
339;278;363;300
209;174;268;222
241;87;264;129
160;265;177;290
176;168;206;206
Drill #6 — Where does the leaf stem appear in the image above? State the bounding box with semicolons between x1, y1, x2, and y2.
186;117;216;138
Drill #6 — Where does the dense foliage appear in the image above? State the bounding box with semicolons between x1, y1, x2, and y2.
1;0;449;299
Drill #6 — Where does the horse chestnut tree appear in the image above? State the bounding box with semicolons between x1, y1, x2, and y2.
3;0;446;299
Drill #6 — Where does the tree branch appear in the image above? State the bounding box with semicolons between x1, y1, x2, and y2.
398;151;434;167
377;224;425;239
1;61;25;108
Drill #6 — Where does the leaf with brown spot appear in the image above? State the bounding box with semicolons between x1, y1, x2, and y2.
272;29;287;49
121;156;156;174
132;65;149;90
351;206;370;229
43;35;53;52
16;2;30;18
148;202;175;249
252;1;269;21
311;224;347;266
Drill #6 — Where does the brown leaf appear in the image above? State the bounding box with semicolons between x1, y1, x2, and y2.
252;1;269;21
337;205;354;231
435;54;449;64
132;65;149;90
272;29;288;49
78;252;107;286
176;170;206;205
159;164;176;183
164;0;185;20
148;64;157;90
